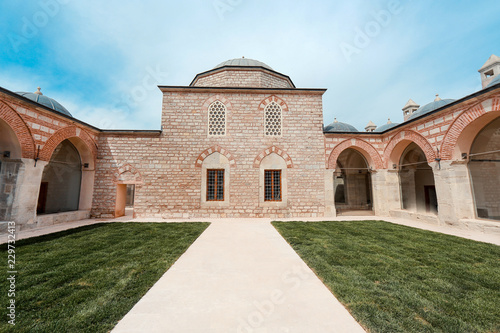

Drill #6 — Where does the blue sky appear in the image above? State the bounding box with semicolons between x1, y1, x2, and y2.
1;0;499;131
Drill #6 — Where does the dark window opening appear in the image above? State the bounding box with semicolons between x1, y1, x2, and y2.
265;170;281;201
207;169;224;201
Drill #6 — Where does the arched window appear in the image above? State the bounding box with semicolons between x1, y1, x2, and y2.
469;117;500;220
264;101;282;136
259;153;287;207
208;101;226;136
201;152;230;206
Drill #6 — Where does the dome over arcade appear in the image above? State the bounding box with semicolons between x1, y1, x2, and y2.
407;94;455;121
375;118;399;132
16;87;72;117
214;57;273;70
324;118;359;132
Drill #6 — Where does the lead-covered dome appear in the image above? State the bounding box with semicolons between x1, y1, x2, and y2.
16;87;72;117
214;58;273;70
324;118;358;132
407;95;454;121
375;119;399;132
190;57;294;88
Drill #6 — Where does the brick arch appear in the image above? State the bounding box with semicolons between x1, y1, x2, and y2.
327;138;383;169
440;96;500;159
253;146;293;168
201;94;233;112
114;163;143;183
258;95;289;112
40;126;97;164
383;130;436;167
195;145;236;168
0;101;36;159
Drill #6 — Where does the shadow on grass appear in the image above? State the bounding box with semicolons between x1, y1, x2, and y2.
4;223;110;248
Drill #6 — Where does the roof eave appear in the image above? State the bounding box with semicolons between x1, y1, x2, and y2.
159;85;326;94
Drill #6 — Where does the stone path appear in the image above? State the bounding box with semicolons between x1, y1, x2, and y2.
112;220;366;333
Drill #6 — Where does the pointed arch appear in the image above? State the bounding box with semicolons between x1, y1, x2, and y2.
201;94;233;112
0;100;36;158
327;138;383;169
253;146;293;168
40;126;97;167
383;130;436;167
440;96;500;160
258;95;289;112
195;145;236;168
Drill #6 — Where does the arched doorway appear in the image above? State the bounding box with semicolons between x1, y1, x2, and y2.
399;143;437;214
334;148;373;214
37;139;82;214
0;119;23;220
469;117;500;220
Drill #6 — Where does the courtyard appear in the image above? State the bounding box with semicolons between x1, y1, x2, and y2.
2;216;499;332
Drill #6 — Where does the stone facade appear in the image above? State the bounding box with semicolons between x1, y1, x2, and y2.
0;57;499;234
92;90;326;218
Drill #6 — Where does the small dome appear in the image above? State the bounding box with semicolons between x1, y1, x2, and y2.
407;95;454;121
375;122;399;132
324;118;359;132
16;87;72;117
214;57;273;70
486;75;500;88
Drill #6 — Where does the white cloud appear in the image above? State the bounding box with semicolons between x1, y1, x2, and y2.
1;0;500;131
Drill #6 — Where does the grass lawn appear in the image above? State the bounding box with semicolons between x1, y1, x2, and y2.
272;220;500;333
1;222;209;333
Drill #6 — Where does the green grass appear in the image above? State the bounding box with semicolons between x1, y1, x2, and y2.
0;222;209;333
272;220;500;333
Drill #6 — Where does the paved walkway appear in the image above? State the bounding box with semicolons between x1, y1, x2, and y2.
111;220;366;332
4;215;500;332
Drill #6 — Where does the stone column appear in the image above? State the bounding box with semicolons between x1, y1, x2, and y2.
79;169;95;211
371;169;402;216
399;169;416;211
11;159;47;229
434;160;476;224
324;169;336;217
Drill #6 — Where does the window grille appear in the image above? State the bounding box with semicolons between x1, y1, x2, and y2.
264;170;281;201
207;169;224;201
208;101;226;136
264;101;282;136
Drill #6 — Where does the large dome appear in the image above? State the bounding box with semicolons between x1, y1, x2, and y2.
16;88;72;117
214;57;273;70
324;119;358;132
407;95;454;121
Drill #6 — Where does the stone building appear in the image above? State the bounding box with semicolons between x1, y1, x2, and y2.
0;56;499;234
